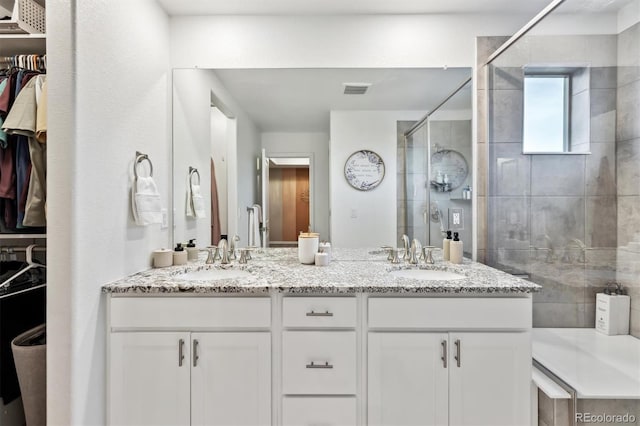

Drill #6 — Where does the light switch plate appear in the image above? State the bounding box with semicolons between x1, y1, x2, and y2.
160;209;168;229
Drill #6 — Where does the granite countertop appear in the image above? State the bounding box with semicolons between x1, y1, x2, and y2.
102;248;540;295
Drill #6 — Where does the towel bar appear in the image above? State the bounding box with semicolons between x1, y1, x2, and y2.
134;151;153;178
188;167;200;185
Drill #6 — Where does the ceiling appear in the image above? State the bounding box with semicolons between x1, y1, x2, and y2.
157;0;552;16
212;68;471;132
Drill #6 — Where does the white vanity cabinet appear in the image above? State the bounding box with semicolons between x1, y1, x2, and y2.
281;297;358;426
368;297;532;426
108;297;272;426
106;293;533;426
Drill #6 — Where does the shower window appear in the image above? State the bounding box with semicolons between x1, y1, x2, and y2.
523;74;570;153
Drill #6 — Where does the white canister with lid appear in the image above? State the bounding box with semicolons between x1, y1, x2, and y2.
319;241;332;262
153;249;173;268
298;233;319;264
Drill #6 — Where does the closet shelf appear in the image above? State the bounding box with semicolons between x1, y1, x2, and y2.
0;34;46;56
0;234;46;240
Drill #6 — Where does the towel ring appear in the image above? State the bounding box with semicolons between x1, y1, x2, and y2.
134;151;153;179
189;167;201;185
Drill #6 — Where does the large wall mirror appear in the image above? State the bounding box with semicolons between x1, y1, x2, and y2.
172;67;473;250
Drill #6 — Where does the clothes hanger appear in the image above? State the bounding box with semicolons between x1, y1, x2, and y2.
0;245;46;290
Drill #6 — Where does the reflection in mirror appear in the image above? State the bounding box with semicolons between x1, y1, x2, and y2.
268;157;311;247
398;77;473;255
174;67;472;249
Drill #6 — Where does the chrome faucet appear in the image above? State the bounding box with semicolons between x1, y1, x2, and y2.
218;239;230;264
229;234;240;260
401;234;410;261
409;239;421;264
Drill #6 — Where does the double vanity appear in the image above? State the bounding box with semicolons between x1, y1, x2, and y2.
103;248;539;426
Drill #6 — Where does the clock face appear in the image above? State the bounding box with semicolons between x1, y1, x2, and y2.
344;150;385;191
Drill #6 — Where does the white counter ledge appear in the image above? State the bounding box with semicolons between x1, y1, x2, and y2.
101;248;540;294
533;328;640;399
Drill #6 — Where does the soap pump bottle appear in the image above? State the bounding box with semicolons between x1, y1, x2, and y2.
450;232;463;264
186;239;199;261
443;230;452;261
173;243;188;266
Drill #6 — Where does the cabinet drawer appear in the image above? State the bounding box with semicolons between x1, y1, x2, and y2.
283;297;356;328
282;396;357;426
282;331;356;395
110;297;271;329
368;297;531;329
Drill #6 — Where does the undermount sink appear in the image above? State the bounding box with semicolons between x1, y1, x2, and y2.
175;269;251;281
389;269;465;281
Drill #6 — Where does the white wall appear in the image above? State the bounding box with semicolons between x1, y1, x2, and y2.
330;111;425;248
169;14;621;69
47;0;171;424
261;132;330;240
211;107;229;236
173;69;261;246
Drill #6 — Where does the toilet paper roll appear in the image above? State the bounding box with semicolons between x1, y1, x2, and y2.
153;249;173;268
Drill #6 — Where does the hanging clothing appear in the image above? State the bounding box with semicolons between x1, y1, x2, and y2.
210;158;221;245
35;78;46;143
2;75;46;228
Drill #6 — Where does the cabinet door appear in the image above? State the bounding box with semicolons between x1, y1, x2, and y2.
191;332;271;426
449;332;531;426
368;332;449;426
109;332;191;426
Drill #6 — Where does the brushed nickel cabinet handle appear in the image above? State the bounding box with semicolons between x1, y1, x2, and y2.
178;339;185;367
193;339;199;367
306;361;334;369
306;310;333;317
454;339;461;367
441;340;447;368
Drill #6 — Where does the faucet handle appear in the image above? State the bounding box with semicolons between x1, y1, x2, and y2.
238;248;249;264
423;246;435;264
205;246;217;264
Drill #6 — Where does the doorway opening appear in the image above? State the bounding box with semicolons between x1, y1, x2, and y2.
268;157;310;247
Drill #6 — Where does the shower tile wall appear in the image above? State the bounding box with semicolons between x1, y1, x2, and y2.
480;34;619;329
616;22;640;338
429;119;473;251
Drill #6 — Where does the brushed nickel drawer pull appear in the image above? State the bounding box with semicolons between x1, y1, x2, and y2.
178;339;185;367
306;361;334;369
193;339;199;367
306;310;333;317
454;339;461;367
441;340;447;368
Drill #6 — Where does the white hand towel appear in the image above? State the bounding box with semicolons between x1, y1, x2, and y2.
251;204;263;247
190;184;206;218
132;176;162;226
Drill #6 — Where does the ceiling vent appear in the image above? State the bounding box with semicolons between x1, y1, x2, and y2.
343;82;371;95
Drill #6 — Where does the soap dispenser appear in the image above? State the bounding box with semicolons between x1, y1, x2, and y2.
186;239;199;261
450;232;463;264
173;243;188;266
443;230;452;261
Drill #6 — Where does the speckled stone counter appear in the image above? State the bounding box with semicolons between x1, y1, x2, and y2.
102;248;540;295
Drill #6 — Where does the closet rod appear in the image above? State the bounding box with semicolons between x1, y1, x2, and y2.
0;246;46;252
